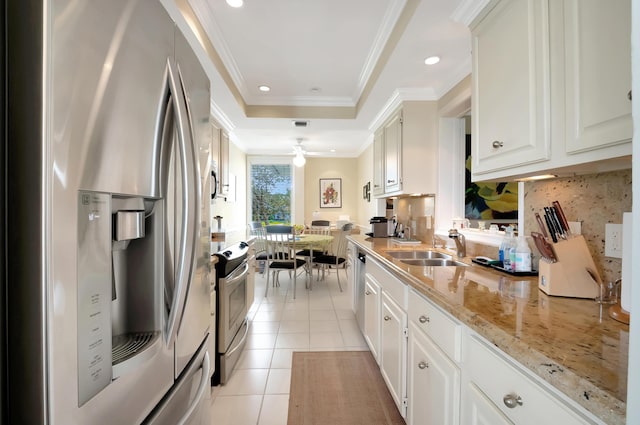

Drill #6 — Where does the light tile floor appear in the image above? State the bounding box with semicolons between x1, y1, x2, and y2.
209;267;368;425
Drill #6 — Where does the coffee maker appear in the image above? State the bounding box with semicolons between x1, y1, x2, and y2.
369;216;389;237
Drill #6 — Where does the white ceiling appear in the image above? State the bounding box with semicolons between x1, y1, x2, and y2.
186;0;475;158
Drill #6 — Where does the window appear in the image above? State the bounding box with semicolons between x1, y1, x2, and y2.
249;160;292;225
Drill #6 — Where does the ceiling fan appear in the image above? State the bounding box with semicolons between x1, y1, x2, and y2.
291;138;328;166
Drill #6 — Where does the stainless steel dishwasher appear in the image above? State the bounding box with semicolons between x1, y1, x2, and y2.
355;252;366;332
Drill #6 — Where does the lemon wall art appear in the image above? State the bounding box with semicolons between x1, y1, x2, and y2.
465;136;518;220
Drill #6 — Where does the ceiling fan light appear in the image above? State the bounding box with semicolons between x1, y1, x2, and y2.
226;0;243;7
293;153;306;167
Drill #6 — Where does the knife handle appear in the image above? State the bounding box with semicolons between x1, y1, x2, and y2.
543;211;558;243
552;201;572;237
549;206;566;239
535;213;548;238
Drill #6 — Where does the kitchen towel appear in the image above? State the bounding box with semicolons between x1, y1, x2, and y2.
287;351;404;425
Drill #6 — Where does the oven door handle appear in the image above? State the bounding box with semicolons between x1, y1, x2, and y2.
225;321;249;358
223;262;249;286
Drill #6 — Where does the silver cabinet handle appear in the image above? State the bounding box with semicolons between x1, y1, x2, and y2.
387;179;396;184
384;316;391;321
503;393;523;409
419;315;429;323
418;361;428;369
365;291;371;295
492;141;504;148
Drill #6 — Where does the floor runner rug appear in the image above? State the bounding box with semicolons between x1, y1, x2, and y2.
287;351;405;425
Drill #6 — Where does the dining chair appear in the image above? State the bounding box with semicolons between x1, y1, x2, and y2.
296;223;331;268
313;223;353;292
247;221;268;275
264;225;307;299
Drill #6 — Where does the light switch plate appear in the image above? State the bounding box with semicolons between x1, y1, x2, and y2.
605;223;623;258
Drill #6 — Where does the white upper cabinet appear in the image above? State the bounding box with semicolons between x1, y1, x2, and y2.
471;0;552;178
561;0;632;154
383;113;402;194
372;101;438;197
372;129;385;196
211;120;230;199
471;0;632;181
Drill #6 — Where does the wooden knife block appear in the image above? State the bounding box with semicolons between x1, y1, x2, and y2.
538;235;600;299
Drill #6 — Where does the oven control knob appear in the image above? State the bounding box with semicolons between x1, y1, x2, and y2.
223;250;232;257
239;241;248;248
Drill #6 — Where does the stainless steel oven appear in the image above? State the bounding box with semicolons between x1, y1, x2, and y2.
213;241;249;385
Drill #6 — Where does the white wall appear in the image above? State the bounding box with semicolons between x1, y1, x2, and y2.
356;143;381;231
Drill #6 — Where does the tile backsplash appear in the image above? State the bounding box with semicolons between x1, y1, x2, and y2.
391;196;436;243
524;169;632;285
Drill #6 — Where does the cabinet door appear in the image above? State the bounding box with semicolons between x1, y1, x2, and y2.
372;129;385;196
463;383;513;425
363;276;381;362
219;130;230;197
380;292;407;418
562;0;632;154
407;324;460;425
384;112;402;194
471;0;551;177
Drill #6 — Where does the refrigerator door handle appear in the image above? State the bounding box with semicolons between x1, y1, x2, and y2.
165;58;197;347
176;351;210;425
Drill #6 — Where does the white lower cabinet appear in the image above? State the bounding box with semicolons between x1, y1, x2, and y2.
363;275;381;363
380;292;407;418
465;382;513;425
358;254;605;425
407;321;460;425
462;332;602;425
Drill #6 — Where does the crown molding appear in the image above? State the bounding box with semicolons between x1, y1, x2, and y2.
188;0;247;96
450;0;490;27
245;95;356;108
210;99;235;134
368;87;437;131
353;0;407;101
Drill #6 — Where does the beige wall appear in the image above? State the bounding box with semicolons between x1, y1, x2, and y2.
211;141;247;240
356;143;380;231
302;157;359;226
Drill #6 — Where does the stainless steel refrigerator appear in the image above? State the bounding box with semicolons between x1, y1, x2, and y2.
4;0;213;423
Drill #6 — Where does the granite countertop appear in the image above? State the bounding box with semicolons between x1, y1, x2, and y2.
348;234;629;425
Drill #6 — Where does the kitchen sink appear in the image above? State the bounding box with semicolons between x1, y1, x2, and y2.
385;250;452;260
399;258;468;267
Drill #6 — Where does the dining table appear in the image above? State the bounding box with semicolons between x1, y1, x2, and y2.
264;233;334;285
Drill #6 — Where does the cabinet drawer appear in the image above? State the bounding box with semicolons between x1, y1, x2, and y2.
408;289;461;362
466;334;593;425
367;257;407;308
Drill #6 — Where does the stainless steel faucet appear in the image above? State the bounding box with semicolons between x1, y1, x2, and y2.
448;228;466;258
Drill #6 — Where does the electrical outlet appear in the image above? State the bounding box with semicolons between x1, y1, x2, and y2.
605;223;623;258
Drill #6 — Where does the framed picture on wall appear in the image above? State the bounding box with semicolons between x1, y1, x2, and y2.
320;178;342;208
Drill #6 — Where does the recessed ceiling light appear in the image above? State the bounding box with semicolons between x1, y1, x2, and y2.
258;85;270;92
330;149;336;153
310;87;321;94
226;0;243;7
424;56;440;65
